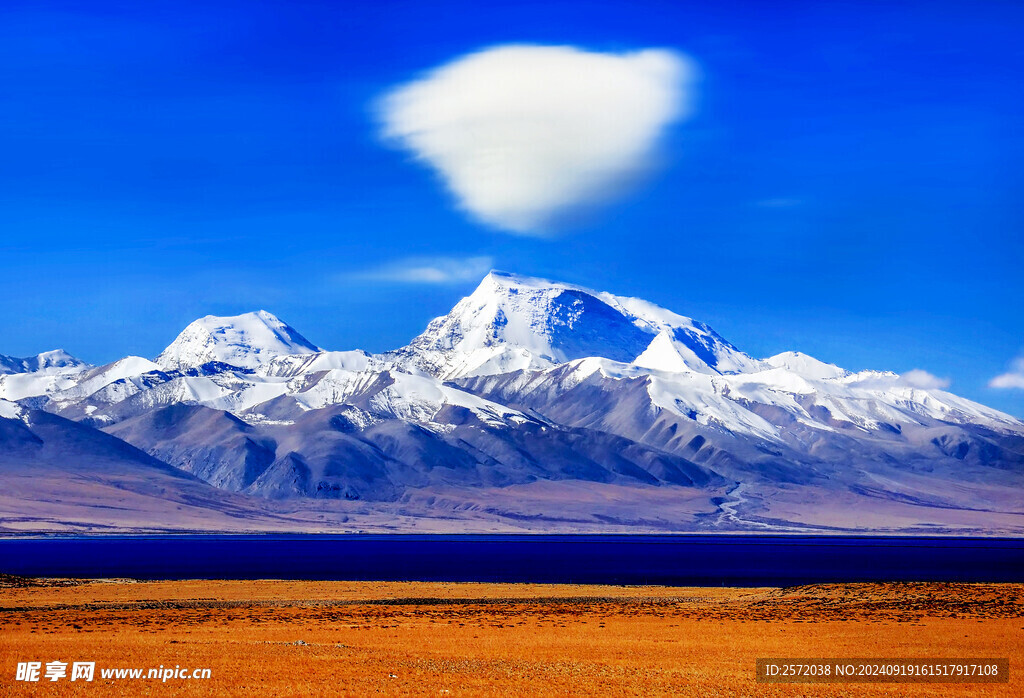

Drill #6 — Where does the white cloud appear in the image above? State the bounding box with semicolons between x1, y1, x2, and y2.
990;358;1024;390
899;369;951;390
354;256;494;284
378;44;694;235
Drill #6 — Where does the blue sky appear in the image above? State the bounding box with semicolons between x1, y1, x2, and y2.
2;0;1022;416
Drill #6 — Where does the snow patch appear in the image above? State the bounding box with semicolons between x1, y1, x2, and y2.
0;398;23;420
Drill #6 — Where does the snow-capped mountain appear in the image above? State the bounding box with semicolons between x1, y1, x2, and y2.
155;310;321;371
2;271;1023;534
391;271;760;379
0;349;91;403
0;349;86;375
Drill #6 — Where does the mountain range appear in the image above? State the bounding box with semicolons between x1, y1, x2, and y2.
2;271;1023;533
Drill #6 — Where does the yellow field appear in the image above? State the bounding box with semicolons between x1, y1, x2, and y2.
0;577;1020;696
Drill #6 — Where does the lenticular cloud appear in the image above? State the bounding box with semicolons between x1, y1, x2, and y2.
379;45;694;235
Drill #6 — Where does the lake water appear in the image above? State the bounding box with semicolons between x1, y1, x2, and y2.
1;535;1021;586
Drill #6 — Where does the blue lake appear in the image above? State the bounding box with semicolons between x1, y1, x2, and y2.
0;535;1021;586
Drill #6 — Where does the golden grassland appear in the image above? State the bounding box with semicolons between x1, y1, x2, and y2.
0;577;1021;696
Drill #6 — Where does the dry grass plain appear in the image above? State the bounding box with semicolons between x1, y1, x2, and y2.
0;576;1020;696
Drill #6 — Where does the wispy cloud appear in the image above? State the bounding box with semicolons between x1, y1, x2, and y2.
378;44;695;236
899;369;951;390
352;256;494;284
990;357;1024;390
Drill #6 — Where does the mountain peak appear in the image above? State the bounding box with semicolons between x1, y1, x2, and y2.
633;330;708;374
764;351;849;380
0;349;88;376
396;273;756;379
155;311;321;371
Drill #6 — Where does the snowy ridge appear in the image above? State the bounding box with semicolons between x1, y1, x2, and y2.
257;350;372;378
5;274;1022;440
